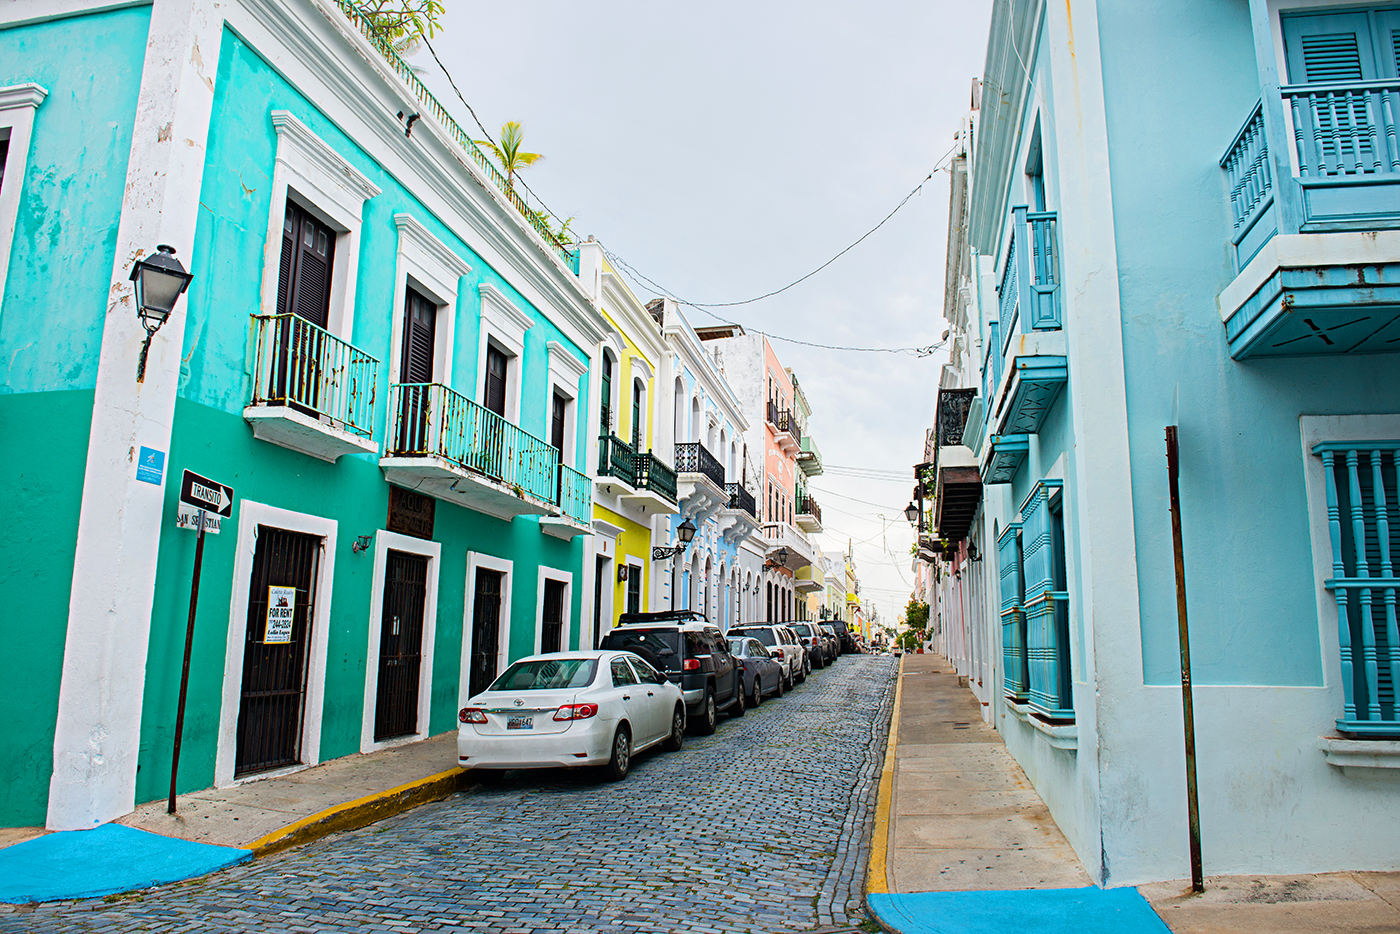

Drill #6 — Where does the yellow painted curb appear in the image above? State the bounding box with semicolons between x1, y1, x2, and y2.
866;654;904;896
247;767;467;857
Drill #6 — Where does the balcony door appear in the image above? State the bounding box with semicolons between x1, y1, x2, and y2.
396;288;437;455
274;202;335;411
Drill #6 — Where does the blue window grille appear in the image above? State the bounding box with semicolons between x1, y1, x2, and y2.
1314;441;1400;737
1020;479;1073;719
998;521;1029;701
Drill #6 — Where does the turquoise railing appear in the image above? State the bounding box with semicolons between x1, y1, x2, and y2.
250;314;378;438
558;463;591;525
998;521;1028;701
1020;479;1071;718
1315;441;1400;737
1284;80;1400;178
1221;100;1273;239
333;2;577;268
1023;209;1061;330
998;227;1020;354
386;383;558;505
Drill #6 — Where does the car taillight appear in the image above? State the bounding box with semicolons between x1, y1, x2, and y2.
553;703;599;721
459;707;487;723
683;659;700;671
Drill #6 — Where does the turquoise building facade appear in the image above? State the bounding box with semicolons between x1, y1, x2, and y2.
925;0;1400;886
0;0;602;829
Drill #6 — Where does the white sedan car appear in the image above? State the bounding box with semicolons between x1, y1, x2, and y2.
458;651;686;782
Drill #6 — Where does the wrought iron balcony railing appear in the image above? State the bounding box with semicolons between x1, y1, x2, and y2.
798;494;822;526
386;383;558;505
598;433;637;485
726;483;757;518
250;314;378;437
558;463;591;525
331;0;577;269
636;452;678;504
674;441;725;489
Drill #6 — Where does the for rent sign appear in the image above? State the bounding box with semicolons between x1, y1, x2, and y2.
264;586;296;644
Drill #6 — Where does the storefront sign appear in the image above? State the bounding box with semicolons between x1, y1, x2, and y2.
387;486;435;540
264;586;296;643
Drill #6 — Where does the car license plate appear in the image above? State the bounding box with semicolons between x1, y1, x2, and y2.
507;716;533;730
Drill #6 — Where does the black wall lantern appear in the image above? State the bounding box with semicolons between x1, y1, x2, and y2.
651;516;697;560
763;546;790;571
904;502;920;526
129;244;193;382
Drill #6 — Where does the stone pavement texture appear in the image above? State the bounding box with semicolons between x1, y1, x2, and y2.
869;654;1400;934
0;654;898;933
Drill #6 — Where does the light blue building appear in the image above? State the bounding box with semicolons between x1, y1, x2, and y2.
925;0;1400;886
0;0;605;830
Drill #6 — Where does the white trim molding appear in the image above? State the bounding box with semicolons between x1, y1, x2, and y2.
534;566;574;655
261;110;380;341
476;283;533;424
386;212;470;387
214;501;339;789
0;83;46;317
460;551;514;709
360;530;442;754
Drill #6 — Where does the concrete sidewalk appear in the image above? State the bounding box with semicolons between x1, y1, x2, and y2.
865;654;1400;934
0;731;465;902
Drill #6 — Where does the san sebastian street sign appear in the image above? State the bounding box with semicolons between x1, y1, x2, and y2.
175;469;234;535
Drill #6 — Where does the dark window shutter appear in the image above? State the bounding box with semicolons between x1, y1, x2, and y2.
632;382;642;449
485;345;508;417
1283;12;1376;83
278;201;335;328
278;206;295;316
400;288;436;384
551;391;566;451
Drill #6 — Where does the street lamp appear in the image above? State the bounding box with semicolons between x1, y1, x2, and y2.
128;244;193;382
763;546;789;571
904;502;920;526
651;516;697;560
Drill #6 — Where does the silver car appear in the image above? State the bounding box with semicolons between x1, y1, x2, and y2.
728;625;808;687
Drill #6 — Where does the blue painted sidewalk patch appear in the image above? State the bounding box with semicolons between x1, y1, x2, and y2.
868;887;1171;934
0;824;251;903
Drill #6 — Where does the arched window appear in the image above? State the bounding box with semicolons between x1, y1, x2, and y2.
690;397;701;444
766;581;773;622
600;352;614;434
673;377;685;444
631;378;644;450
718;428;727;479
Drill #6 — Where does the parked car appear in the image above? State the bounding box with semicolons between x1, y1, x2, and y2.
790;622;833;668
829;622;858;653
728;624;807;686
457;651;685;783
599;611;744;733
818;622;844;658
729;636;784;707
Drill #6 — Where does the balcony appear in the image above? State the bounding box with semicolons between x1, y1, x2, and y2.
1218;89;1400;358
981;433;1029;486
243;314;379;462
763;521;815;571
795;564;823;594
988;208;1067;438
719;483;760;545
796;494;822;534
540;464;592;540
596;433;637;494
622;451;678;514
767;400;801;456
931;388;982;543
674;441;728;522
797;435;824;476
381;383;591;524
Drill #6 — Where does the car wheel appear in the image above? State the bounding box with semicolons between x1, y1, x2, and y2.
730;679;746;717
751;674;763;708
695;687;718;735
797;659;807;684
781;668;792;691
662;704;685;751
603;726;631;782
813;651;825;670
473;769;505;787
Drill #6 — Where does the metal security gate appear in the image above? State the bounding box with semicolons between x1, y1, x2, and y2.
235;526;321;776
374;551;429;740
542;579;565;654
469;570;503;697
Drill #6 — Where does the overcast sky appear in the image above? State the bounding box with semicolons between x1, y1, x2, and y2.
414;1;993;623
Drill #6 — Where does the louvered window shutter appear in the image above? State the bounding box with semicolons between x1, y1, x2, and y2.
1282;12;1376;83
1371;11;1400;77
277;201;335;328
400;289;436;384
485;346;507;417
551;391;566;451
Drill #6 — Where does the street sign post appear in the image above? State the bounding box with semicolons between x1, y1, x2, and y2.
169;470;234;814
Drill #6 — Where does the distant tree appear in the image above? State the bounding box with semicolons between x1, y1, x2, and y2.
356;1;444;57
476;121;544;191
905;598;930;632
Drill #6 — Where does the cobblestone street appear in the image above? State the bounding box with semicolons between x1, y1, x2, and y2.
3;656;896;934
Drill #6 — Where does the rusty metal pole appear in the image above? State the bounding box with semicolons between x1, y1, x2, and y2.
1165;426;1204;893
169;508;207;814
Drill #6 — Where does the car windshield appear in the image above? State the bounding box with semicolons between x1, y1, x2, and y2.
793;624;815;637
488;658;598;692
729;639;746;654
733;628;776;647
601;629;681;669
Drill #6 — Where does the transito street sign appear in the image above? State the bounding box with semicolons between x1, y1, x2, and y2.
175;469;234;535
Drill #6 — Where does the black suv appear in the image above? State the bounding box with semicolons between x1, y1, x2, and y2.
599;611;745;734
826;620;858;653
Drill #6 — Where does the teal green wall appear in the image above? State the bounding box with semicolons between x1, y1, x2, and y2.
133;27;590;804
0;7;149;825
0;7;150;394
0;390;94;825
